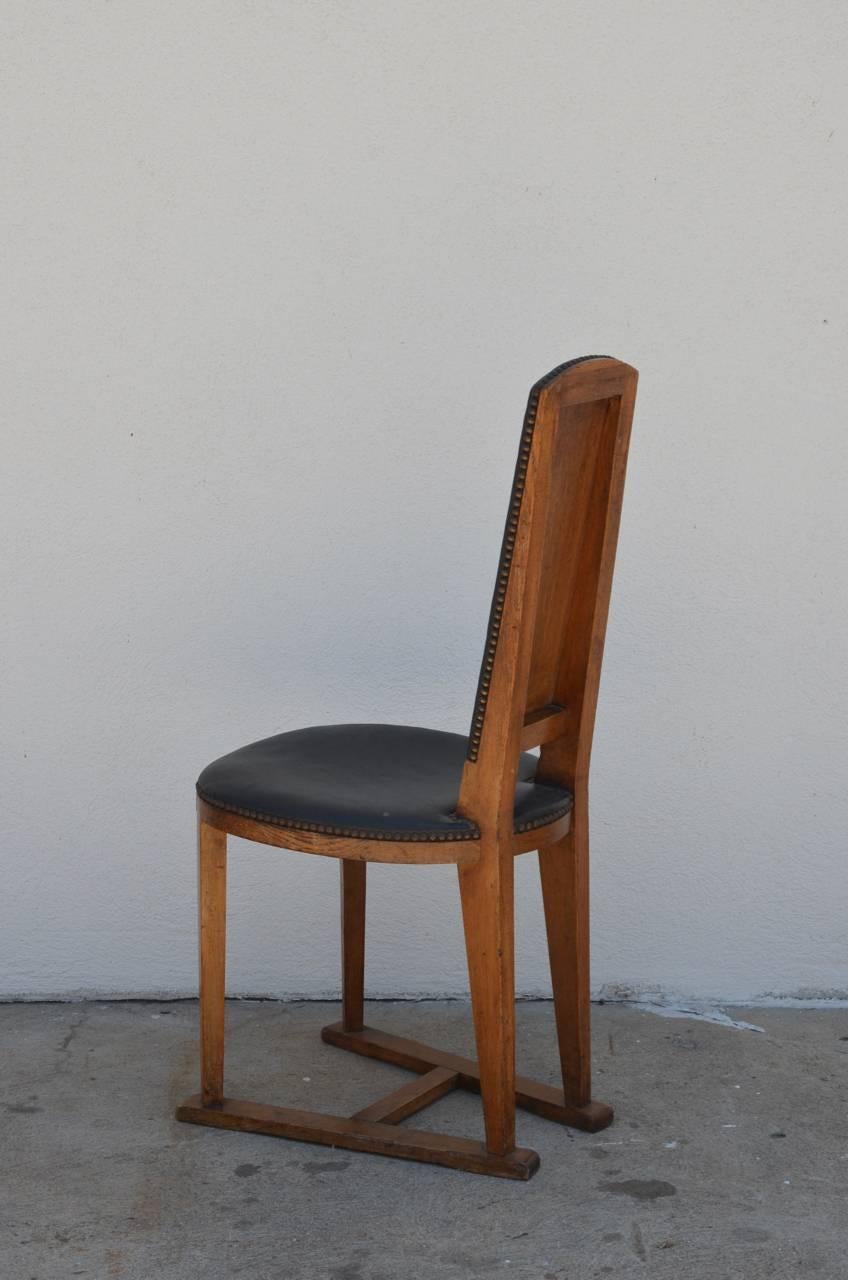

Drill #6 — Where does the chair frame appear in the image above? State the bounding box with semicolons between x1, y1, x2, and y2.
177;356;638;1179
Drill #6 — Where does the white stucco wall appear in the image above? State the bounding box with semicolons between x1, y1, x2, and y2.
2;1;846;1003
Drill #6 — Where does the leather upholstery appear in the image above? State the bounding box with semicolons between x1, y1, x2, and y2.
197;723;573;843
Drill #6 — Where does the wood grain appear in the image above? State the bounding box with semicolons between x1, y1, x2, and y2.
539;827;591;1106
340;861;366;1032
351;1066;459;1124
198;819;227;1107
321;1021;613;1132
520;703;569;750
196;795;569;863
179;355;637;1175
453;356;636;1155
176;1095;540;1180
458;847;516;1155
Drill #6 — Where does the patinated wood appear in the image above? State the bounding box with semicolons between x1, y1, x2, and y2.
340;861;366;1032
196;796;569;863
178;356;637;1177
520;703;569;750
198;820;226;1107
351;1066;459;1124
176;1094;539;1180
321;1021;613;1132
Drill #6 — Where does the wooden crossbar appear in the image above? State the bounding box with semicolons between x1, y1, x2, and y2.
175;1019;612;1182
321;1022;613;1133
351;1066;459;1124
175;1094;539;1179
520;703;569;750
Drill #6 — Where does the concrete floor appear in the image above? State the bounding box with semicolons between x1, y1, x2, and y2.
2;1001;847;1279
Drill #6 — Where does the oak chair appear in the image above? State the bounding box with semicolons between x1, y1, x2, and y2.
176;355;638;1179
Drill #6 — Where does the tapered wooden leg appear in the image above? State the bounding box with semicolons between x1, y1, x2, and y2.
198;818;227;1107
539;808;591;1108
458;846;515;1156
340;861;366;1032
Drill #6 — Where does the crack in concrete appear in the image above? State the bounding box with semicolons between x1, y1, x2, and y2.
56;1008;90;1071
627;1001;765;1032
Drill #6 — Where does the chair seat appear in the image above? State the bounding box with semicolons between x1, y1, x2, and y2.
196;723;573;843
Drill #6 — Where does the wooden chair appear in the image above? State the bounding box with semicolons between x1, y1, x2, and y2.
176;355;638;1179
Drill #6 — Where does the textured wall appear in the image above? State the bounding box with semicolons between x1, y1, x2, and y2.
2;1;846;1002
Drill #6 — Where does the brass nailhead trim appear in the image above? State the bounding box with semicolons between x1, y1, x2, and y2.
196;786;572;842
466;356;610;762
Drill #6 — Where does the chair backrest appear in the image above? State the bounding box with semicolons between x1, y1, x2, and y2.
458;356;638;837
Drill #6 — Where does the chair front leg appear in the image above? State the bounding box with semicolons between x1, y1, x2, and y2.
458;844;516;1156
198;817;227;1106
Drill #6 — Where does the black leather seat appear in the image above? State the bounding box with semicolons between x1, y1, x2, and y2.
197;724;573;843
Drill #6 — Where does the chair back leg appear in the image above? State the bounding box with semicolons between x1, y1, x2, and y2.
539;808;592;1107
340;861;366;1032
